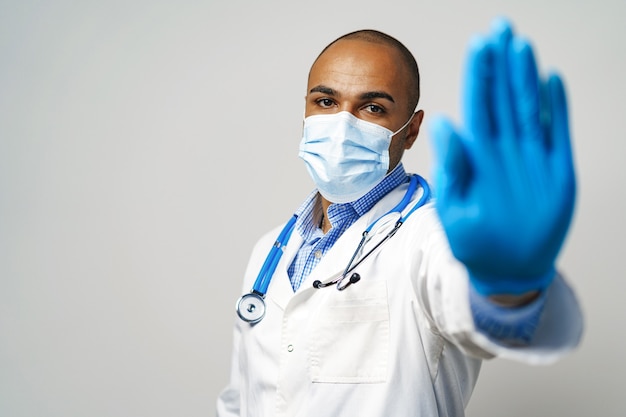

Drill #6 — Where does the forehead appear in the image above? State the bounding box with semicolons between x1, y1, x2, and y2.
308;39;410;101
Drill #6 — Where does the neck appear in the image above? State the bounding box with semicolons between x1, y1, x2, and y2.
320;196;332;233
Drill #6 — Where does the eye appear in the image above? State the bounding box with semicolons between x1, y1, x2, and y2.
316;98;336;108
364;104;385;114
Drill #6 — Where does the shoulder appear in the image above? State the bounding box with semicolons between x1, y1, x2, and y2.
253;222;288;251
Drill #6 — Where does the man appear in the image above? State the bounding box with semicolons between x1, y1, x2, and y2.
217;18;583;417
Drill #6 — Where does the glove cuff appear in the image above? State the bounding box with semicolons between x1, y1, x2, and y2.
470;284;547;344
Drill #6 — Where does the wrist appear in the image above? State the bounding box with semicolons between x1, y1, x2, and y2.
488;291;541;307
470;285;548;344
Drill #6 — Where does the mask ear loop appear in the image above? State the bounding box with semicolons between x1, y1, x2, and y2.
391;112;416;137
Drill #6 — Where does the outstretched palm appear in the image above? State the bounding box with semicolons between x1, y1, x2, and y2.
429;19;576;295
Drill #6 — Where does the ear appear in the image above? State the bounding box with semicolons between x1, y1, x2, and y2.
404;110;424;150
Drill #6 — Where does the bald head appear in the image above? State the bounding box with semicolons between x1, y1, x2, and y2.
310;29;421;118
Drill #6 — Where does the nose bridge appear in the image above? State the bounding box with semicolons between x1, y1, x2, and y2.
333;111;356;138
338;100;359;118
327;109;351;143
337;93;359;117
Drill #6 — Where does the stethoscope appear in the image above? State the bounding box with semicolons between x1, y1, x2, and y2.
236;174;431;324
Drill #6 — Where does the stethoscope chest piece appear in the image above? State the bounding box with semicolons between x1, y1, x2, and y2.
236;292;266;324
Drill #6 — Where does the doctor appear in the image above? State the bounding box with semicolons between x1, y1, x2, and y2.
217;18;583;417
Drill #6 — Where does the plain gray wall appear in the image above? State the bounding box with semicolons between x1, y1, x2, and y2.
1;0;623;416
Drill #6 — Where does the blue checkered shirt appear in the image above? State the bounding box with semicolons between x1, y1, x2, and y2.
288;164;407;291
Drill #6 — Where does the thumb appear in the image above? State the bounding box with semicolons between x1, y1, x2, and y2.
428;115;472;202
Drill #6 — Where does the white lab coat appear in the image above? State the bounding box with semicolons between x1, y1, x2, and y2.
217;180;583;417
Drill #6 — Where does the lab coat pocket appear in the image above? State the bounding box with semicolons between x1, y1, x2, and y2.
308;281;389;383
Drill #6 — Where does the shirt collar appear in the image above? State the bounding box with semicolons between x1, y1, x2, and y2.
294;163;407;238
349;163;407;217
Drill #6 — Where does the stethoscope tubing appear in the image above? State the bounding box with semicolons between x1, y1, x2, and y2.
337;175;420;281
255;214;297;294
317;174;430;290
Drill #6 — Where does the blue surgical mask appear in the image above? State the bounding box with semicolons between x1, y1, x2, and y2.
299;111;413;203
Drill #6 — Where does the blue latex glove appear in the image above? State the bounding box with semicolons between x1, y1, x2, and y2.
428;18;577;295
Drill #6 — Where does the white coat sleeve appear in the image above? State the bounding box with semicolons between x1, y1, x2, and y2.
413;204;584;364
216;319;241;417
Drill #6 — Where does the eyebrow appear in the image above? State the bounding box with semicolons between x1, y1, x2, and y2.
360;91;395;103
309;85;337;95
309;85;395;103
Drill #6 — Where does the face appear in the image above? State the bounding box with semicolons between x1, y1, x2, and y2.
305;39;424;171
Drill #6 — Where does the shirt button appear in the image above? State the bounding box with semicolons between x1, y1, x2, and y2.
287;344;294;352
314;250;322;259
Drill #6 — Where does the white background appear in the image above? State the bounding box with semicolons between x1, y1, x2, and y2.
1;1;624;416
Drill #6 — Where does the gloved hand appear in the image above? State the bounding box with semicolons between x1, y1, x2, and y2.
428;18;577;296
